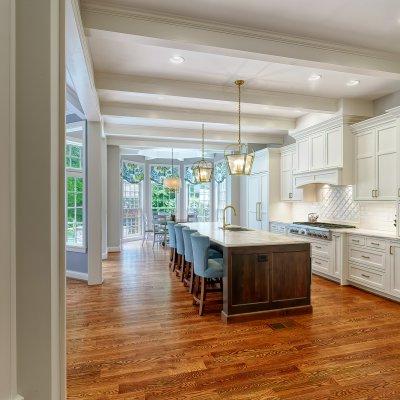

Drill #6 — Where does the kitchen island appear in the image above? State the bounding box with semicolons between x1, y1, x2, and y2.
187;222;312;323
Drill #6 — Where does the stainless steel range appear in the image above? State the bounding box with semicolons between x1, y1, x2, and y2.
288;222;356;240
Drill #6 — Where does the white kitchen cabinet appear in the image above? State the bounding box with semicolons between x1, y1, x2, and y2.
326;127;343;168
352;109;400;201
291;115;361;186
390;241;400;298
280;145;303;201
296;138;310;173
310;133;325;170
247;173;269;230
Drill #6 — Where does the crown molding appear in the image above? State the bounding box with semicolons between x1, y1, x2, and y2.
351;107;400;132
290;115;366;140
81;1;400;77
281;143;296;153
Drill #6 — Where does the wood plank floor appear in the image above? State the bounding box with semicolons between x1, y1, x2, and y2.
67;241;400;399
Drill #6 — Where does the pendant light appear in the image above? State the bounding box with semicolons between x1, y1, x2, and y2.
192;124;213;183
224;80;255;175
163;148;181;191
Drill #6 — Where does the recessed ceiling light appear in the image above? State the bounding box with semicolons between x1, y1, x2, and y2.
308;74;322;81
169;55;185;64
294;109;302;113
346;79;360;87
157;96;164;100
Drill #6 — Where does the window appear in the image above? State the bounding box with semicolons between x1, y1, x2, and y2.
121;161;144;240
186;181;211;222
150;165;179;215
214;161;228;222
66;175;84;247
65;126;85;250
215;179;227;222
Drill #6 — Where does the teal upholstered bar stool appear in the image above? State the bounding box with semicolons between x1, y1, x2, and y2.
183;227;223;293
174;224;188;280
166;221;177;270
190;233;224;315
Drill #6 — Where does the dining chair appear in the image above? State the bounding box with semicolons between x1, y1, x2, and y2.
174;224;188;281
190;233;224;316
152;215;167;248
166;221;177;270
141;214;154;246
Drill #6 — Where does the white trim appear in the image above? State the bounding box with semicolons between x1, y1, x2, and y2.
102;251;108;260
66;270;89;281
66;245;86;253
14;395;24;400
107;246;121;252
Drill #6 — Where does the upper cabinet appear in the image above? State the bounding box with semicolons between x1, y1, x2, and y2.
351;107;400;201
280;144;303;201
290;115;364;187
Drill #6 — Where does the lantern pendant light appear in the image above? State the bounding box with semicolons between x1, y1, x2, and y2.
224;80;255;176
192;124;213;183
163;148;181;191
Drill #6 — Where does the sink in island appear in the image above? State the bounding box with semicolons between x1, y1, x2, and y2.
186;222;312;323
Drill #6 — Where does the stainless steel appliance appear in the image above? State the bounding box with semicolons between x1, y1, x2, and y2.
288;222;356;241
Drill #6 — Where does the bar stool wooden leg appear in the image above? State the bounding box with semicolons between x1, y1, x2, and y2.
188;265;194;293
199;278;206;316
180;256;185;282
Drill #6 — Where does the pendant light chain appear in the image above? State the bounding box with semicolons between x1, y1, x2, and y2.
235;80;244;145
202;123;205;160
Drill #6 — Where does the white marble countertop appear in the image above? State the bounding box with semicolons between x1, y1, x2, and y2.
330;227;399;240
185;222;305;247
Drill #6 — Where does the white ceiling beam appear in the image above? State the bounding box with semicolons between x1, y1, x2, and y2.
104;123;284;145
81;2;400;79
107;136;230;151
96;73;338;113
66;0;101;121
101;102;295;130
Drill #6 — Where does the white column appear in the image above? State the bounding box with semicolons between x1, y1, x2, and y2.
87;121;103;285
101;137;108;259
15;0;64;398
0;1;16;399
107;145;121;251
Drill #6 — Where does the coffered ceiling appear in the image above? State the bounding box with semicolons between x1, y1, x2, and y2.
67;0;400;151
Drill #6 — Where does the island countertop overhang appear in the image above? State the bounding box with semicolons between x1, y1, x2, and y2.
185;222;306;247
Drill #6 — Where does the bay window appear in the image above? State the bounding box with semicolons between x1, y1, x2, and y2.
150;165;179;215
185;166;211;222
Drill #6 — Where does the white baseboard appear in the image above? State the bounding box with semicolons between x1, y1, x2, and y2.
107;246;121;252
66;270;88;281
102;251;108;260
15;395;24;400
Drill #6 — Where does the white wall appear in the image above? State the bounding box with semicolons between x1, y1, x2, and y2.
101;138;108;259
0;1;16;398
15;0;64;399
374;90;400;116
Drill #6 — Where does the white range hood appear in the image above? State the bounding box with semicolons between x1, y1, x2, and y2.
293;168;344;188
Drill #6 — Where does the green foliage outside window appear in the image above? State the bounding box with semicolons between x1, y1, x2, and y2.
66;176;84;246
66;143;83;170
150;165;179;214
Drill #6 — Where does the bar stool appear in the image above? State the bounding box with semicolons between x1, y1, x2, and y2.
191;233;224;316
174;224;188;281
183;228;223;293
166;221;177;270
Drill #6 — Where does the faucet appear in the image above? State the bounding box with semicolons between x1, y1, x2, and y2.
222;205;237;230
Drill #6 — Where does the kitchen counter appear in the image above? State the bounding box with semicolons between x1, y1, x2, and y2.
185;222;312;323
186;222;304;247
330;227;399;240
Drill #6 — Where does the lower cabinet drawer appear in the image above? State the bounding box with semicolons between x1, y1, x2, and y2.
348;247;385;271
348;263;385;291
311;241;331;258
366;237;387;251
312;257;330;274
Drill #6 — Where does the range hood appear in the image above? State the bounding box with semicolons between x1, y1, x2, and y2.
293;168;344;188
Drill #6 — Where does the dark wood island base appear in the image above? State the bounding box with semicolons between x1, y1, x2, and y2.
219;242;312;324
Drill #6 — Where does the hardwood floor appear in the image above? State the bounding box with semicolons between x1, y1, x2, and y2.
67;241;400;399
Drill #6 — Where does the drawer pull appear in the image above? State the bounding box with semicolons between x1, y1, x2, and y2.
352;239;360;243
361;273;370;279
314;261;321;265
315;246;322;249
361;255;370;259
370;242;379;246
390;245;394;255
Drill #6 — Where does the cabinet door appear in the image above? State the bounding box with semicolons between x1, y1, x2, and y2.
376;125;398;200
247;175;261;229
326;127;342;168
260;173;269;230
310;133;326;170
391;243;400;298
296;138;310;173
355;131;376;200
281;170;292;201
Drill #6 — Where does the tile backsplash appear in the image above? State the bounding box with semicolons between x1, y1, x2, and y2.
291;185;397;233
